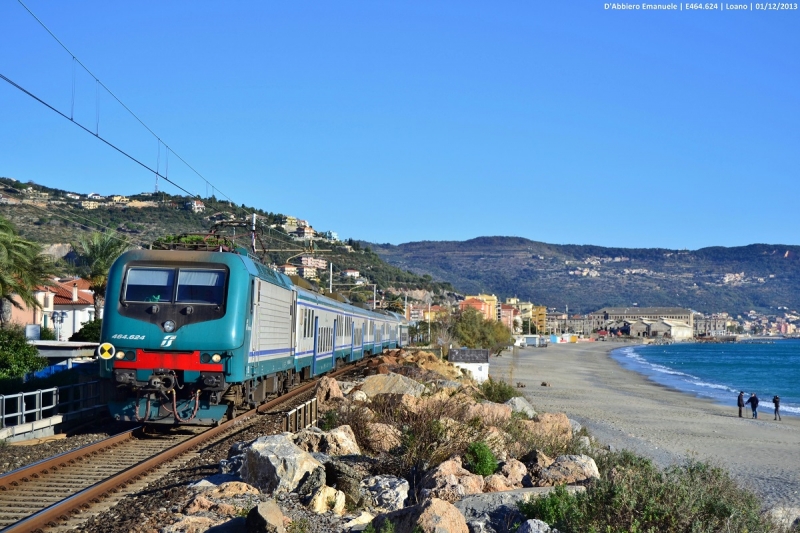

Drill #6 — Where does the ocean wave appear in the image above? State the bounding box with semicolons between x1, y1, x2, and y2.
690;380;737;392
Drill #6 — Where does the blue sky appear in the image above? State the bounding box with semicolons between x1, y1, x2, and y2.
1;1;798;249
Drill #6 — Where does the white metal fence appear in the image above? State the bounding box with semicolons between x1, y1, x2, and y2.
0;381;105;429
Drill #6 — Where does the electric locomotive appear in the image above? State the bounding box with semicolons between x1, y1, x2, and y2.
98;248;407;425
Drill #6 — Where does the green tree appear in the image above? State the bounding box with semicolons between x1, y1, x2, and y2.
0;216;59;327
73;232;131;317
0;325;47;379
451;307;513;355
69;319;102;342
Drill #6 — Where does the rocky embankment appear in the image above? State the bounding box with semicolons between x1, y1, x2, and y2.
155;350;600;533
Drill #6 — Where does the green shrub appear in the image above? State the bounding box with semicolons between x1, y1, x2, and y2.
519;450;776;533
39;326;57;340
0;325;47;379
463;441;497;476
319;409;339;431
479;377;521;403
69;319;101;342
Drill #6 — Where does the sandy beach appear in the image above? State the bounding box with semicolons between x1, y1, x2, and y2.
489;341;800;509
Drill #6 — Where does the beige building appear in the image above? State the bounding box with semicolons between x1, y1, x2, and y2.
506;298;547;334
80;200;100;210
590;307;693;332
466;294;499;321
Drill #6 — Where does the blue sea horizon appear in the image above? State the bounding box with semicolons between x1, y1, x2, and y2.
611;339;800;416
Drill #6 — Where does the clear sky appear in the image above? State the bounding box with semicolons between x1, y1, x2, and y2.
1;1;798;249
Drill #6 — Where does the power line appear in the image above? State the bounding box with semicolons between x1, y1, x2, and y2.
0;72;200;200
15;0;240;210
23;203;146;248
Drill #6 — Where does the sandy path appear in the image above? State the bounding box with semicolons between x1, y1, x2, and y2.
489;342;800;508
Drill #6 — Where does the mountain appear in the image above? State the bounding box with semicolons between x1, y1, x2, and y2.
369;237;800;315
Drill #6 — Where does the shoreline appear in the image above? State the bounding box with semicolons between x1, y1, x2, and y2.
489;342;800;509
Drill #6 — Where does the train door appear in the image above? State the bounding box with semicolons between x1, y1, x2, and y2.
312;315;319;377
332;318;338;368
290;291;297;357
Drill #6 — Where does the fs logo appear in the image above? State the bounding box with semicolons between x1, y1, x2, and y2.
160;335;177;348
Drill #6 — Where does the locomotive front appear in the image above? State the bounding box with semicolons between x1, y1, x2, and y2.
99;249;249;424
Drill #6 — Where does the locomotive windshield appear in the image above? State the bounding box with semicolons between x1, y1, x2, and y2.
177;269;226;305
123;267;227;304
124;268;175;302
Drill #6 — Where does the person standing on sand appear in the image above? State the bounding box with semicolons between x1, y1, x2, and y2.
746;393;760;419
773;395;781;421
738;391;745;418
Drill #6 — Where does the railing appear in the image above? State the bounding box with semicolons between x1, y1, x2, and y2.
283;397;318;432
0;381;105;430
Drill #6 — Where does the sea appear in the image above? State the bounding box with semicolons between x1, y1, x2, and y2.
611;340;800;416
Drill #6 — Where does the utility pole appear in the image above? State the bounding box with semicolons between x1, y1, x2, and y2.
329;262;333;293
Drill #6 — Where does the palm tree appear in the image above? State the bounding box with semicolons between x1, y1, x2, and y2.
0;217;59;327
73;232;131;318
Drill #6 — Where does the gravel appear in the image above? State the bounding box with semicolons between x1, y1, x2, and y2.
0;422;131;474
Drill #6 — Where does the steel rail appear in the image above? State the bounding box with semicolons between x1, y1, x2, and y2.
0;428;139;491
2;361;363;533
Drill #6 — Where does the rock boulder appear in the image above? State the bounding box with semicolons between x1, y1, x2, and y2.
292;425;361;456
371;497;469;533
536;454;599;487
239;434;322;493
419;456;484;503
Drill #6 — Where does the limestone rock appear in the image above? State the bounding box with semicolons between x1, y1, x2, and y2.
246;500;286;533
454;487;585;533
765;506;800;529
360;372;427;398
337;380;357;395
240;434;322;493
536;454;599;487
295;465;326;497
521;413;573;444
419;456;484;503
208;481;261;499
466;401;512;425
315;376;344;405
483;474;513;493
501;459;528;487
361;474;410;512
343;511;375;529
568;418;582;434
308;485;347;515
292;425;361;456
371;497;469;533
350;389;369;402
518;519;554;533
163;516;222;533
184;495;214;514
505;397;537;419
325;458;366;506
365;422;402;453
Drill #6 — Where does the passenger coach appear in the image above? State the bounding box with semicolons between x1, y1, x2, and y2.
99;248;407;425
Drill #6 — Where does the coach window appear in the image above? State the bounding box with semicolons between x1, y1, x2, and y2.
124;268;175;303
177;269;227;305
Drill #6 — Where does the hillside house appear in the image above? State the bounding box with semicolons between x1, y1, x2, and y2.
185;200;205;213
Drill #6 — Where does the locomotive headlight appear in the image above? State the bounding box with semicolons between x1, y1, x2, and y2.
211;353;222;363
200;353;211;363
163;320;176;332
115;351;126;359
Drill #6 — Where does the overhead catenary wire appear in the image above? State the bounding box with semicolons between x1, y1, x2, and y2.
0;72;198;200
12;0;247;214
23;202;148;248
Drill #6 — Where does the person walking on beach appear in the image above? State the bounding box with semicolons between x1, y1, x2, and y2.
738;391;745;418
773;395;781;421
746;393;760;419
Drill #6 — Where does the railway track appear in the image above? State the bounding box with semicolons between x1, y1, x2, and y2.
0;363;360;533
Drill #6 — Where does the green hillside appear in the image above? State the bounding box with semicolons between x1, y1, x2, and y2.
369;237;800;315
0;177;451;299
